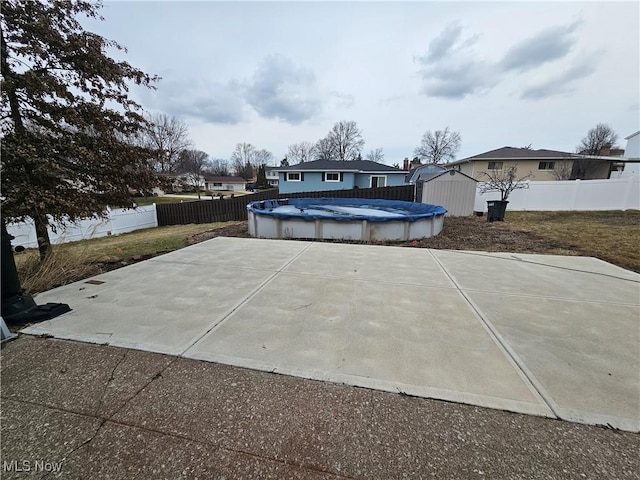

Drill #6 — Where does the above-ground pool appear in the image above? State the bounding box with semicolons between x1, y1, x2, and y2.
247;198;447;241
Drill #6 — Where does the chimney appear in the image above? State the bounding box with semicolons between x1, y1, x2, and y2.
403;157;409;171
610;148;625;157
599;144;611;156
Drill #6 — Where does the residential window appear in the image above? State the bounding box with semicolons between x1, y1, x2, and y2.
287;172;301;181
487;161;503;170
538;161;555;170
213;182;222;187
370;175;387;188
325;172;340;182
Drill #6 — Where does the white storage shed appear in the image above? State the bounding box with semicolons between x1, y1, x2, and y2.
417;169;478;216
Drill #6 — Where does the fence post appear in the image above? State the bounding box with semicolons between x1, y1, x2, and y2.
623;176;638;210
570;180;580;210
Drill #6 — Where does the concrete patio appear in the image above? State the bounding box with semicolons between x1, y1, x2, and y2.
19;237;640;432
3;236;640;478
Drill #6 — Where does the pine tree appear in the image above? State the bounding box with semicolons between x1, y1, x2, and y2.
256;164;268;189
1;0;159;259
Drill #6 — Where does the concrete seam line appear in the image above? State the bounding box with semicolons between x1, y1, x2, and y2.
438;249;640;284
438;288;640;307
427;249;561;419
263;270;459;290
179;242;315;356
182;351;554;419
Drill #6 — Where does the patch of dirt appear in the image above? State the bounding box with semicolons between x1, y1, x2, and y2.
186;221;252;244
183;217;578;256
401;216;578;254
90;252;163;275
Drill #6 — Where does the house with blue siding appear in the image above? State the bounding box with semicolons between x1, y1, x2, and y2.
277;159;407;194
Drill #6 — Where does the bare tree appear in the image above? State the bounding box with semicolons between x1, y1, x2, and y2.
140;113;192;173
478;165;531;202
287;141;316;163
325;121;365;161
230;142;256;164
230;143;256;179
313;137;337;161
177;150;210;198
573;123;619;179
552;160;573;180
234;162;254;180
205;159;231;177
414;127;461;164
366;148;385;163
254;149;275;167
577;123;618;155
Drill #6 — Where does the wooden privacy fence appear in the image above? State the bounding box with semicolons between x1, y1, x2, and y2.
156;185;415;226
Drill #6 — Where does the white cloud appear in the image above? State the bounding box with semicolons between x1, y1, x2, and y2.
499;20;581;72
416;19;599;102
244;55;322;124
415;23;490;99
142;76;246;124
521;61;597;100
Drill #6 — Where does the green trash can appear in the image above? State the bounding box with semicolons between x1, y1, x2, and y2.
487;200;508;222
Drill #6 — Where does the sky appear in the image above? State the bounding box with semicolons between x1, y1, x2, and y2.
84;1;639;165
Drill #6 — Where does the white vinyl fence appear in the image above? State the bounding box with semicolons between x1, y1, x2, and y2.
7;204;158;249
474;176;640;212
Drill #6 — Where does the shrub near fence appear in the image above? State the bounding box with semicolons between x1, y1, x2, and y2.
156;185;415;226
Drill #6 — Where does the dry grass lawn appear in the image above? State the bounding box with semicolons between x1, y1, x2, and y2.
503;210;640;273
50;221;239;262
15;222;241;294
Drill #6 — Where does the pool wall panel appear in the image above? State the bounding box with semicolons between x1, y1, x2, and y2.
247;198;446;241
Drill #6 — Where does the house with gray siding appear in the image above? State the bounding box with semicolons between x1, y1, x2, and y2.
277;160;407;194
448;146;627;181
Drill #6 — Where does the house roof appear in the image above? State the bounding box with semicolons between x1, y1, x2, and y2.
625;131;640;140
276;159;405;173
419;169;478;183
204;176;246;183
406;164;447;184
450;147;578;165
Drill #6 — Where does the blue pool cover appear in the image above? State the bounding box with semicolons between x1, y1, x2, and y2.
247;198;447;222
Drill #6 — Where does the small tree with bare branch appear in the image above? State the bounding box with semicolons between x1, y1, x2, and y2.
478;165;531;202
552;160;573;180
